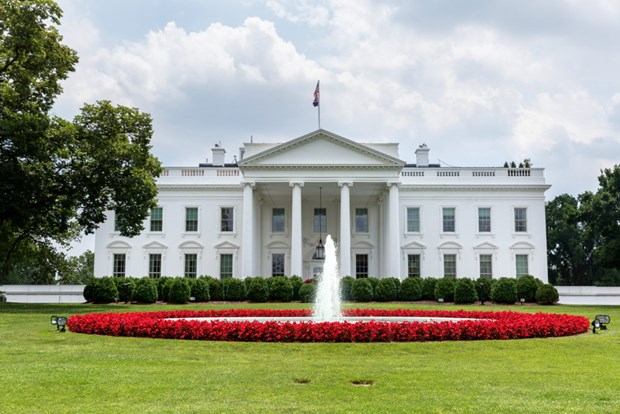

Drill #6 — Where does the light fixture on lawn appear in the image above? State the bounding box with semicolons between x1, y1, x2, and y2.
313;186;325;260
56;316;67;332
592;314;610;333
519;298;525;305
51;315;58;327
437;297;445;303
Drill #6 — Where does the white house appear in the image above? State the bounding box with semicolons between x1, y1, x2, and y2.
94;129;550;282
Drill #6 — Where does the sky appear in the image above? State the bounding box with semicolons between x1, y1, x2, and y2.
52;0;620;254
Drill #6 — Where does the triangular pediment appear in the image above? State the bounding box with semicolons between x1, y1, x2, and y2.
239;129;405;169
473;242;498;250
143;241;168;250
214;241;239;250
402;241;427;250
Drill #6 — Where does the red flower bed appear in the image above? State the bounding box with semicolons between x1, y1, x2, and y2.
67;309;590;343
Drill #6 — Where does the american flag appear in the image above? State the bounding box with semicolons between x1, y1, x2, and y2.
313;80;320;107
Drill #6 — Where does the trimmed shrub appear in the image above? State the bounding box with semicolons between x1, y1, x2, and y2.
516;275;541;302
340;276;355;301
454;278;478;304
156;277;173;302
399;277;422;301
204;277;224;301
168;278;191;304
299;283;316;303
351;278;374;302
491;277;517;304
421;278;438;300
385;277;401;297
536;284;559;305
247;277;269;302
133;277;158;303
83;280;95;302
367;277;380;295
114;277;135;303
92;277;119;304
290;276;303;301
475;277;495;304
223;278;246;301
374;278;398;302
434;277;456;302
191;278;210;302
268;276;293;302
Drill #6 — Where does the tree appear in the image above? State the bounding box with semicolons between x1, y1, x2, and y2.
59;250;94;285
585;166;620;270
0;0;161;278
545;194;594;285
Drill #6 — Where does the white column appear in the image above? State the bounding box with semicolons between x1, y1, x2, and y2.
241;181;255;278
290;181;304;277
387;182;401;278
339;181;352;277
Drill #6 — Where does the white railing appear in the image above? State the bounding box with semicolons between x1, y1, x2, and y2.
161;167;240;178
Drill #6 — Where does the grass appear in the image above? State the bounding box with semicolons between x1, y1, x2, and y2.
1;302;619;413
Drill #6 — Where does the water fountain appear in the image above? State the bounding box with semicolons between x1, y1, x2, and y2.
312;235;342;322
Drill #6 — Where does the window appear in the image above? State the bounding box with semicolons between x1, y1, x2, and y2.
113;212;120;232
407;207;420;232
150;207;163;232
516;254;529;277
220;207;234;232
113;254;126;277
184;254;197;278
313;208;326;233
272;208;285;233
407;254;421;278
479;254;493;279
272;253;285;276
355;208;368;233
355;254;368;278
220;254;233;279
514;208;527;232
478;208;491;232
443;254;456;278
442;208;455;232
148;253;161;278
185;207;198;232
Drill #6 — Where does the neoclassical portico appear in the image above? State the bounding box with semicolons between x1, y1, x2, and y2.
237;129;406;279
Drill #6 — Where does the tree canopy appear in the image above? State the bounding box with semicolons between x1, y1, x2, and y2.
0;0;161;280
546;165;620;286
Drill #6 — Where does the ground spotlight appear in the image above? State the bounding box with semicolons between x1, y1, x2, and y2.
519;298;525;305
595;315;610;330
51;315;67;332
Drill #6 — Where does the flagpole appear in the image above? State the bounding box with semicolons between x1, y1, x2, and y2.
318;100;321;130
313;80;320;130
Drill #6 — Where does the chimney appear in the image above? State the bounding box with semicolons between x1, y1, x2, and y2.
212;143;226;167
415;144;430;167
239;146;246;161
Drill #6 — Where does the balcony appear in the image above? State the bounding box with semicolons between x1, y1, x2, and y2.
158;167;242;185
400;167;547;187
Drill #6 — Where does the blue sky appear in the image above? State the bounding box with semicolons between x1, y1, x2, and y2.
53;0;620;253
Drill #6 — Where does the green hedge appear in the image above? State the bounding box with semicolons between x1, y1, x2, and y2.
491;277;517;304
299;282;316;303
246;277;269;302
168;278;191;304
191;278;210;302
92;277;118;304
536;284;559;305
399;277;422;301
223;278;246;301
434;278;456;302
340;276;355;301
516;275;543;302
133;277;158;303
352;278;373;302
454;278;478;304
421;278;438;300
374;278;398;302
475;277;495;304
268;276;293;302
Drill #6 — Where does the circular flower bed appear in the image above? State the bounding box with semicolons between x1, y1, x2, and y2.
67;309;590;343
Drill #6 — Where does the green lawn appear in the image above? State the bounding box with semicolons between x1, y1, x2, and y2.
1;302;618;413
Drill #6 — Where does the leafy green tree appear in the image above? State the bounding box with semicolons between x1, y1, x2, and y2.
58;251;94;285
0;0;161;278
584;166;620;270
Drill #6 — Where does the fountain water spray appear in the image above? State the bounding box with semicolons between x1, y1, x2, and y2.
312;235;342;322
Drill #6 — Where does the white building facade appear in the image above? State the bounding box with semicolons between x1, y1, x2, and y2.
94;130;550;282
